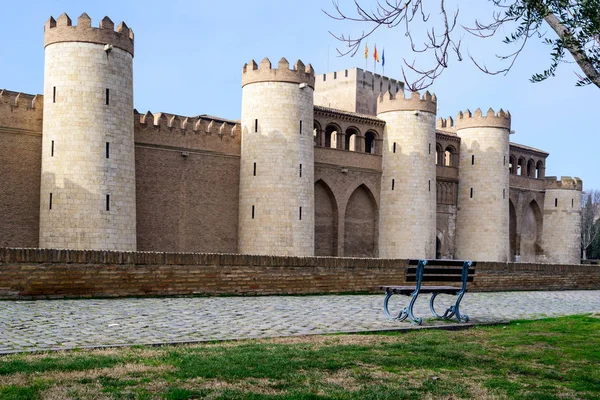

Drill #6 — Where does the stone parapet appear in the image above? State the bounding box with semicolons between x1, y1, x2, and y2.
44;13;134;56
242;58;315;88
377;91;437;114
545;176;583;191
456;108;511;130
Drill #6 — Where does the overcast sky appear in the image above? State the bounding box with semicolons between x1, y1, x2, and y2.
1;0;597;189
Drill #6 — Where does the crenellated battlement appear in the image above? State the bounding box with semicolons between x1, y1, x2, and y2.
455;108;511;130
377;90;437;115
545;176;583;191
0;90;44;133
134;110;241;155
44;13;134;56
241;57;315;88
0;90;43;110
436;116;456;133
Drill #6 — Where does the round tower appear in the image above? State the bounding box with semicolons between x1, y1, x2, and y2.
39;13;136;251
238;58;315;256
542;177;582;264
455;108;511;262
377;91;437;259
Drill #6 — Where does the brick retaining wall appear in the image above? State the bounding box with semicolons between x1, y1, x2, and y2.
1;248;598;299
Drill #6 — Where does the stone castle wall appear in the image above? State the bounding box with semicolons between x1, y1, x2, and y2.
0;92;43;248
39;42;136;251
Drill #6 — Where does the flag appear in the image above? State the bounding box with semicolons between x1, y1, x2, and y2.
382;48;385;67
364;43;368;59
374;45;380;62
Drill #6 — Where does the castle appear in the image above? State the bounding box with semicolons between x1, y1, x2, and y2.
0;14;583;264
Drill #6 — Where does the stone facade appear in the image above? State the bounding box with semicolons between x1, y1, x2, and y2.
0;12;583;264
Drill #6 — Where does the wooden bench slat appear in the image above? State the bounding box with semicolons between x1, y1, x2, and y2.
407;267;475;275
406;276;474;282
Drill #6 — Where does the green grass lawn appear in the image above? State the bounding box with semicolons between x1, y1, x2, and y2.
1;315;599;399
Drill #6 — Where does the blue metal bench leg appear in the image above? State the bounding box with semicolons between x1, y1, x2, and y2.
429;292;469;323
406;291;422;325
383;292;408;322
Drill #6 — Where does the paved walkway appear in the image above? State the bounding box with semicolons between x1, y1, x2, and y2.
1;291;599;354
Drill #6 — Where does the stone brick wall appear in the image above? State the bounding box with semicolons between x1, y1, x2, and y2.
0;248;597;299
40;42;136;251
542;183;582;264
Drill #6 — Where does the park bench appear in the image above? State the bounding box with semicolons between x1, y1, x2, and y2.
379;259;475;325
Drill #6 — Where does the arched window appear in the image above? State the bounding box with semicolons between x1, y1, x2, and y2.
365;131;377;154
517;157;526;176
313;121;322;147
345;127;360;151
325;124;340;149
444;146;456;167
509;155;516;174
536;160;544;179
435;143;443;165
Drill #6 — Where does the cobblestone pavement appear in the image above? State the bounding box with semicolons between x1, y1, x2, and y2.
1;291;599;354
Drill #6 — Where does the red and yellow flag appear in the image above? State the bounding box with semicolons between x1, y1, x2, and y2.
364;43;368;59
374;45;380;62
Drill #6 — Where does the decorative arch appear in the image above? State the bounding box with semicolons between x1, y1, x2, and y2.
325;123;341;149
344;184;378;257
520;200;543;262
314;180;338;256
364;131;377;154
345;126;360;151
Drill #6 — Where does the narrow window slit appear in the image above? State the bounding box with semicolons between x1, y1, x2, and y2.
572;199;574;207
299;164;302;178
53;87;56;103
555;198;558;207
299;120;302;134
299;207;302;220
252;205;255;219
470;188;473;198
105;88;110;105
503;189;506;199
51;140;54;157
106;195;110;211
392;179;395;191
471;155;475;165
253;162;256;176
429;143;431;154
393;143;396;153
106;142;110;159
49;193;53;210
254;119;258;133
429;180;431;192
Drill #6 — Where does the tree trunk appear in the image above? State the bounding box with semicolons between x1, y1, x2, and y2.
543;13;600;89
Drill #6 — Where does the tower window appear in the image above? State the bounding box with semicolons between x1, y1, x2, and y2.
53;87;56;103
299;120;302;134
503;189;506;199
393;143;396;153
471;155;475;165
345;69;348;77
429;180;431;192
555;198;558;207
51;140;54;157
106;194;110;211
254;119;258;133
299;164;302;177
299;207;302;220
572;199;574;207
106;142;110;159
323;75;326;82
253;162;256;176
252;205;255;219
503;156;506;166
49;193;53;210
429;143;431;154
334;72;337;79
392;179;395;191
105;88;110;105
470;188;473;198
